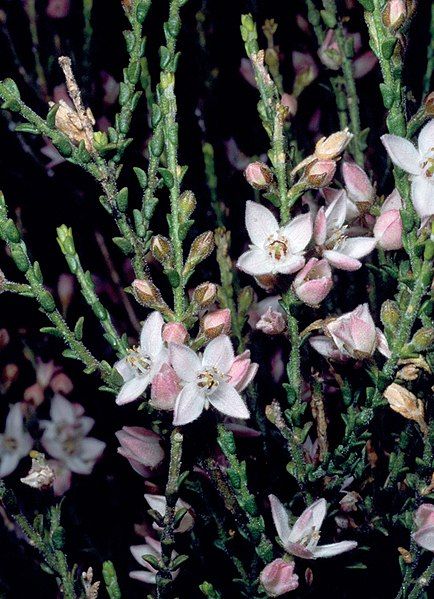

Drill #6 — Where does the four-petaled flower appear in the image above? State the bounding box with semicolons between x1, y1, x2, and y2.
313;191;376;271
381;119;434;220
237;201;312;276
115;311;168;405
170;335;250;425
269;494;357;559
412;503;434;553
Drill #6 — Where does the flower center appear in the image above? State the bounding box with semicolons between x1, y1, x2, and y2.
197;368;225;393
3;436;18;452
267;235;289;261
299;528;321;548
325;226;347;251
62;436;77;456
126;346;151;375
421;156;434;179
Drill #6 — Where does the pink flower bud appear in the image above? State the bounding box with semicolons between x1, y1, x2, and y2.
293;258;333;306
57;273;74;314
342;162;374;206
353;51;377;79
383;0;406;30
256;307;286;335
227;350;258;392
318;30;342;70
50;372;74;395
115;427;164;477
23;383;45;407
162;322;188;345
281;93;298;118
304;160;336;188
201;308;231;339
244;162;274;189
260;559;299;596
150;364;180;411
374;209;403;250
46;0;70;19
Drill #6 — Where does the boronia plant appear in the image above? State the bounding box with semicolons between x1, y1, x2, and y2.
0;0;433;597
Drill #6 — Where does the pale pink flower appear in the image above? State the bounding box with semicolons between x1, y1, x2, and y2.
381;120;434;219
170;336;250;425
256;308;286;335
302;436;320;464
24;358;73;406
281;93;298;118
57;273;75;313
130;537;178;584
374;190;403;250
352;51;377;79
227;350;258;392
237;202;312;276
46;0;70;19
310;303;391;360
292;52;319;96
314;191;376;270
239;58;258;88
260;559;299;596
0;404;33;478
115;426;164;477
100;71;120;106
293;258;333;306
150;364;180;411
115;311;168;405
162;322;188;345
40;395;105;491
48;460;72;496
412;504;434;552
269;495;357;559
248;296;284;329
144;494;194;533
318;30;342;70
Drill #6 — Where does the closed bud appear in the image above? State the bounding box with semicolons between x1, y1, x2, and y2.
315;128;353;160
245;162;274;189
380;300;400;328
184;231;214;274
383;0;406;30
162;322;188;345
179;190;196;219
151;235;173;266
201;308;231;339
132;278;161;305
410;328;434;351
304;159;336;188
424;92;434;117
193;282;217;307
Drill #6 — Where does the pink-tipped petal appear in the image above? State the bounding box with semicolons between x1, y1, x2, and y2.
381;134;420;175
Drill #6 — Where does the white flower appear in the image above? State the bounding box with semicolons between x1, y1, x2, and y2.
314;191;376;270
269;495;357;559
0;403;33;477
237;201;312;276
115;311;168;405
41;394;105;479
144;493;194;533
381;119;434;219
169;335;250;426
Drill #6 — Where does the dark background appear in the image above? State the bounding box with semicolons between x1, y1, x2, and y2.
0;0;432;597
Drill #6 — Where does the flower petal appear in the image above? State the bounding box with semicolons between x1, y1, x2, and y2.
418;119;434;157
116;375;150;405
140;311;164;358
376;329;391;358
169;343;201;382
203;335;234;373
268;494;291;546
312;540;357;558
129;570;157;584
411;176;434;219
340;237;376;259
289;498;327;544
0;452;20;478
276;254;306;275
237;248;275;276
314;207;327;245
323;250;362;271
381;134;420;175
208;382;249;419
245;200;279;247
325;190;347;234
173;383;205;425
50;393;76;425
144;493;166;517
281;212;313;253
413;524;434;552
5;403;25;437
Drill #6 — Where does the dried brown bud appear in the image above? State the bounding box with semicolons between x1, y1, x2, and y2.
384;383;428;434
244;161;274;189
397;547;413;564
20;452;54;490
184;231;214;275
383;0;406;30
193;282;217;307
151;235;173;266
201;308;231;339
53;100;94;151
